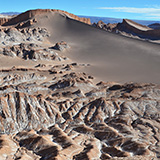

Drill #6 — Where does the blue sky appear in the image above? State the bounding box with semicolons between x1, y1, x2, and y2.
1;0;160;20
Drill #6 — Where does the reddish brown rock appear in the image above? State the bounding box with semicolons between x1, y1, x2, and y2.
93;20;117;31
3;9;91;26
52;9;91;24
0;17;10;25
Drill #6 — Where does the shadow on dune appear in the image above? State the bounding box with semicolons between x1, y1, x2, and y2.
35;12;160;84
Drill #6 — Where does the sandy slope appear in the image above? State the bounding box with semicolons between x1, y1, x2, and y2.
35;12;160;84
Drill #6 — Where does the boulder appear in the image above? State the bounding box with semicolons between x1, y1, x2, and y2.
53;41;70;51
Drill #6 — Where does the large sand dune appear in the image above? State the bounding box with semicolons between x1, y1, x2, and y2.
35;12;160;83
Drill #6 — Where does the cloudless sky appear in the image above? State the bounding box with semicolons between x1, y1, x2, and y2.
1;0;160;20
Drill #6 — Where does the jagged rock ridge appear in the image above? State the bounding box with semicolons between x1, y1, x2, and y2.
1;9;91;26
93;18;160;41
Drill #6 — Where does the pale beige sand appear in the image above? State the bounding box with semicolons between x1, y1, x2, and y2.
33;12;160;84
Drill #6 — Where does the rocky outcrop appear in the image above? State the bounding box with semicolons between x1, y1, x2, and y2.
53;41;70;51
0;42;67;61
92;20;117;31
0;91;64;134
0;17;10;25
0;27;50;46
116;19;150;34
116;19;160;39
3;9;52;26
3;9;91;26
93;19;160;40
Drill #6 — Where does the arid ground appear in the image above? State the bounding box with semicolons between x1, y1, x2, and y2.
0;9;159;159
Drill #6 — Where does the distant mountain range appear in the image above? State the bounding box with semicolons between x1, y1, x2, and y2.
79;15;160;26
0;12;20;16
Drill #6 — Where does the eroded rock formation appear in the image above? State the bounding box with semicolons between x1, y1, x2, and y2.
53;41;70;51
0;65;159;159
92;20;117;32
0;42;67;60
115;19;160;39
2;9;91;26
0;17;9;25
0;27;50;47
